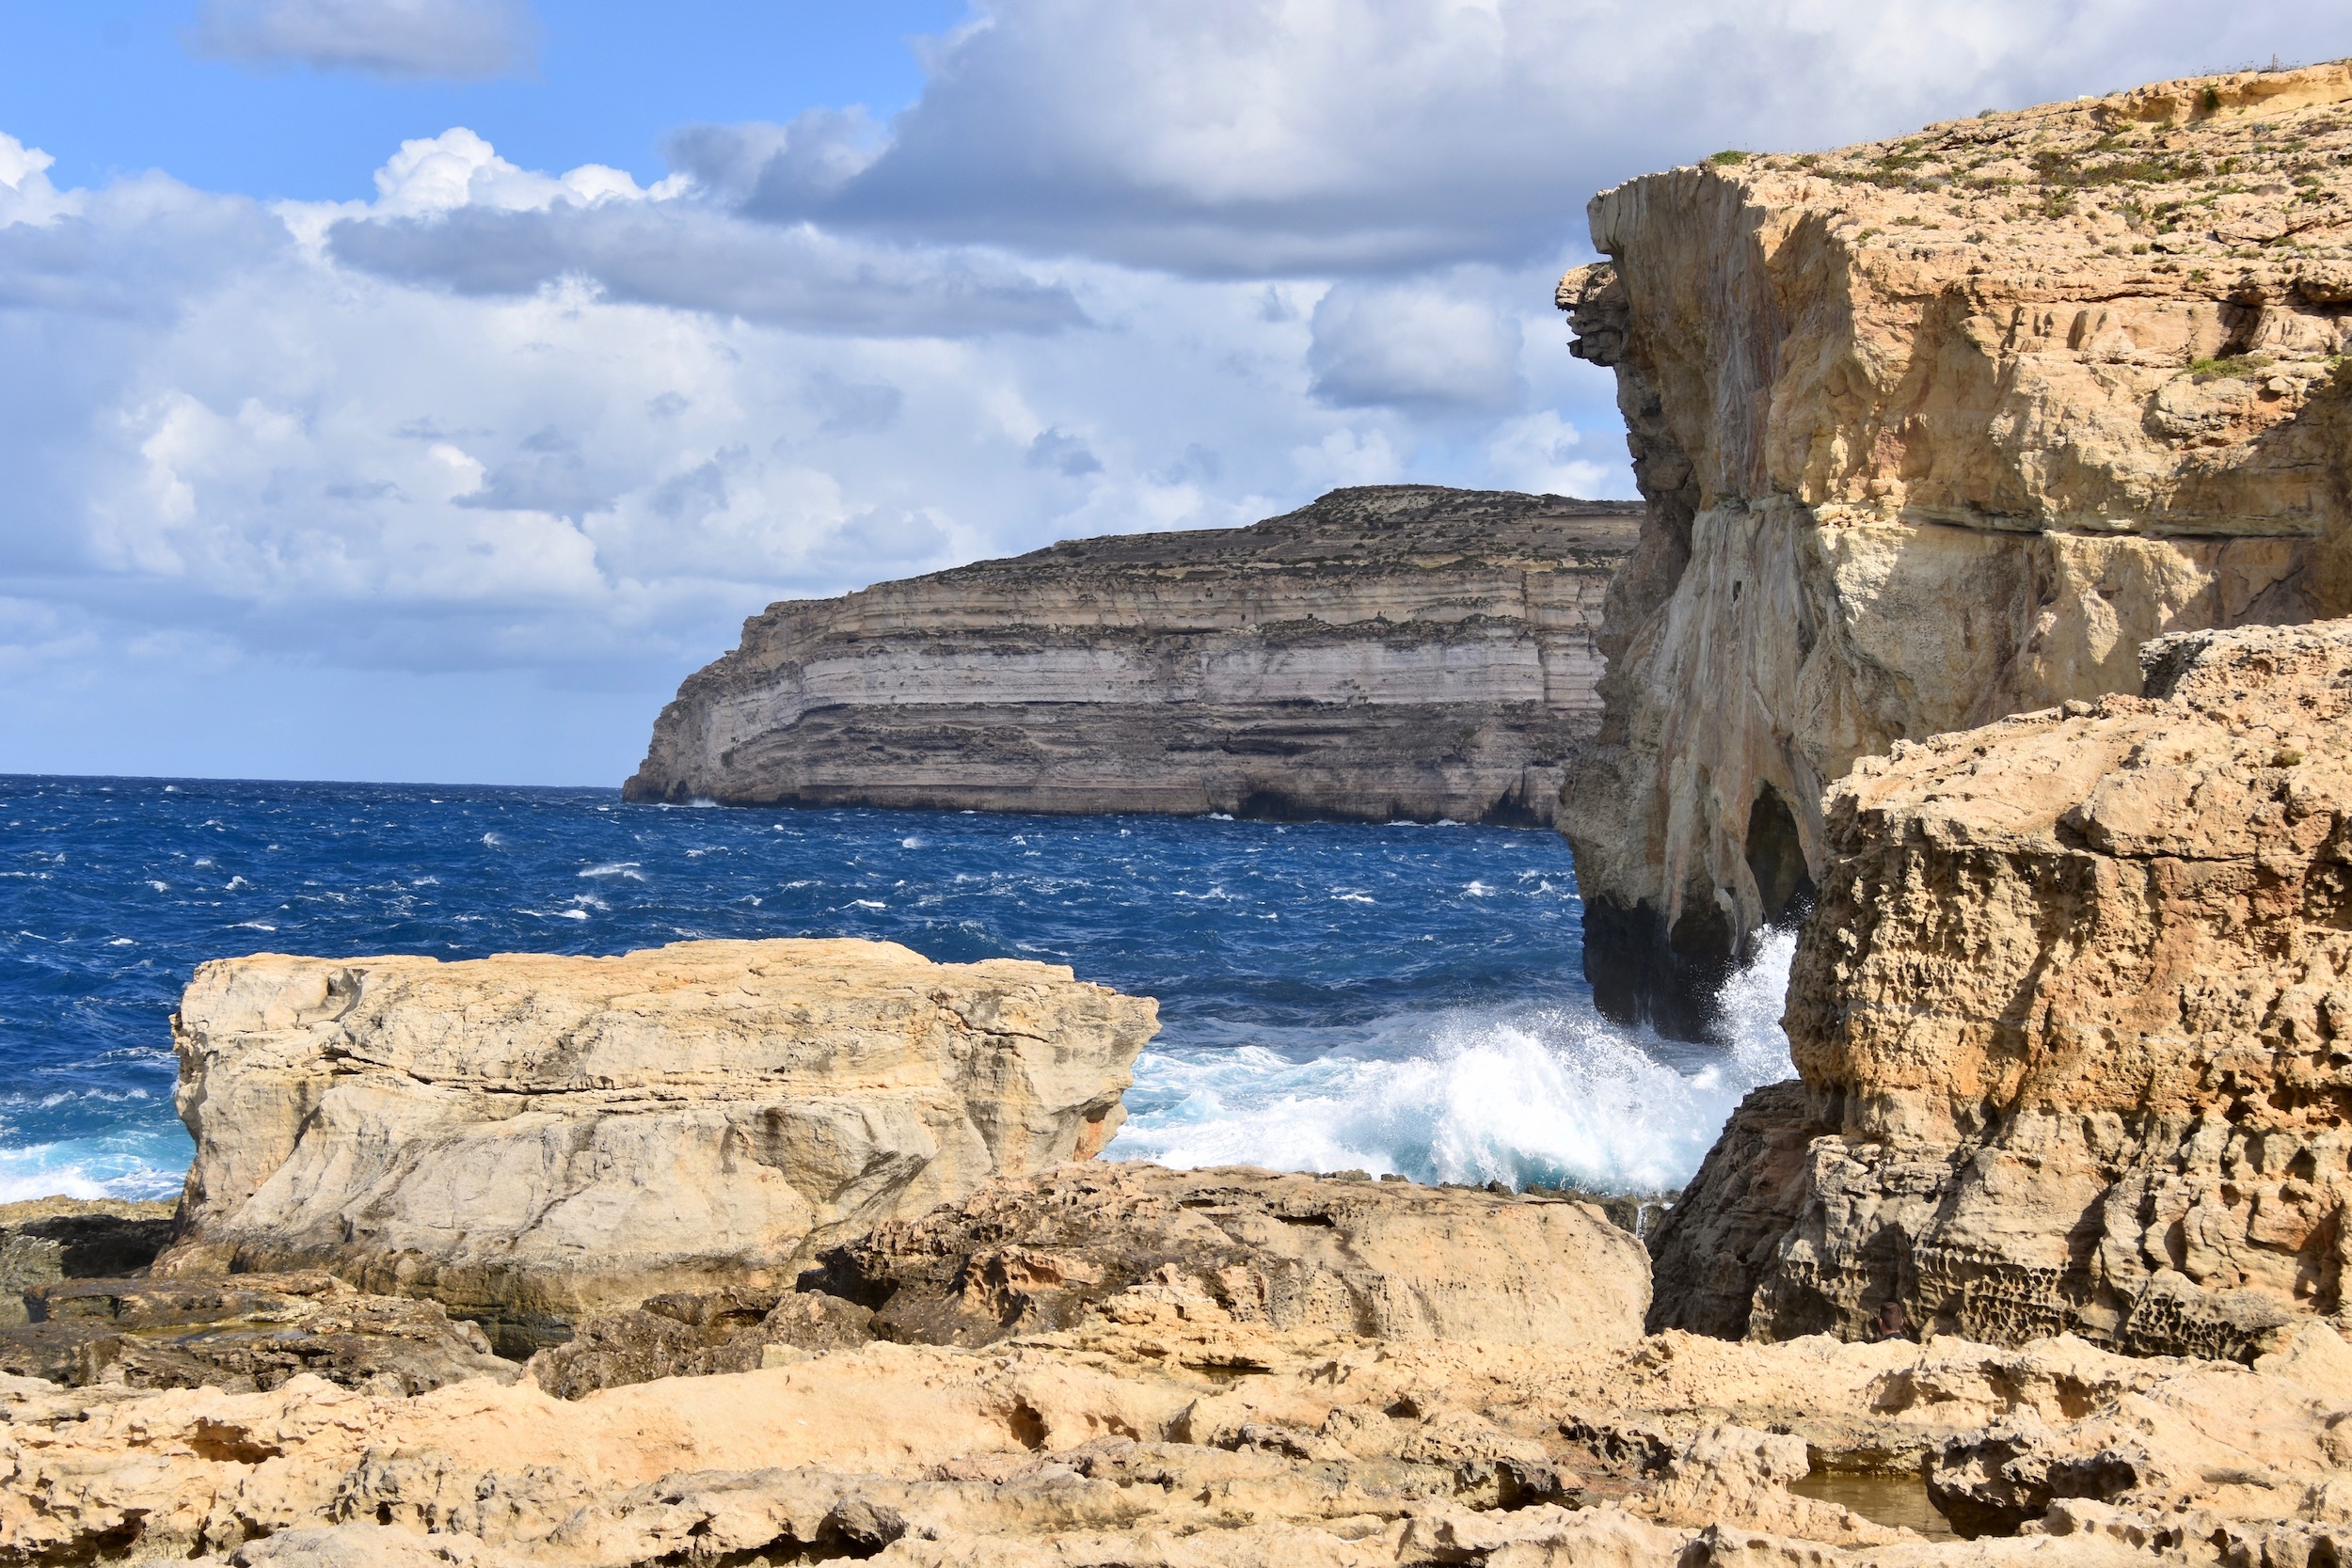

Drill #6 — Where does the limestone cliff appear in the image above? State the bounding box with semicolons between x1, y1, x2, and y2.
155;939;1154;1352
1651;619;2352;1359
1559;61;2352;1035
627;485;1638;827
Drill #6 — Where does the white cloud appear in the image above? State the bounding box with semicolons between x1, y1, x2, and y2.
188;0;539;82
723;0;2352;275
1309;279;1524;413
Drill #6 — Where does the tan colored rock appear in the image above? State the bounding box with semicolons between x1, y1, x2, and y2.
155;939;1156;1350
4;1298;2346;1566
1557;62;2352;1034
626;485;1639;828
816;1162;1651;1349
1655;620;2352;1355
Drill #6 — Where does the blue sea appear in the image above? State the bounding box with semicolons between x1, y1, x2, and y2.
0;775;1794;1204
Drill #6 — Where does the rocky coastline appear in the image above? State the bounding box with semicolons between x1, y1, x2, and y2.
1557;60;2352;1036
626;485;1638;828
6;60;2352;1568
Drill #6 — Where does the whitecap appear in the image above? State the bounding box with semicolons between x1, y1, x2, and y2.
1109;932;1797;1195
900;836;925;849
1462;880;1494;897
230;921;278;932
579;862;645;880
481;832;505;847
849;899;887;911
224;876;250;891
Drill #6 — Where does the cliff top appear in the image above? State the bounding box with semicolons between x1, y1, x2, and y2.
1603;59;2352;314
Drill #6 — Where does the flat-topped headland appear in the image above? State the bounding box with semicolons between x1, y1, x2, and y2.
1558;59;2352;1036
626;484;1639;827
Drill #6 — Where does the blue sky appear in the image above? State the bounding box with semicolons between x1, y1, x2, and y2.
3;1;2348;786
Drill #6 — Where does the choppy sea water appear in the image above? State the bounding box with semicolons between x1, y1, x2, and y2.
0;774;1794;1203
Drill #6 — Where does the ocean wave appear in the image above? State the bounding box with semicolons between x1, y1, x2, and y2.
1108;931;1796;1194
579;862;646;880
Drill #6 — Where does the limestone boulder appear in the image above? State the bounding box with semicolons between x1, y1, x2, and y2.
812;1161;1653;1349
155;938;1156;1350
1656;620;2352;1354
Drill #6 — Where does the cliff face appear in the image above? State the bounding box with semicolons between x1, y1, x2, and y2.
627;485;1638;827
1560;62;2352;1035
1651;620;2352;1358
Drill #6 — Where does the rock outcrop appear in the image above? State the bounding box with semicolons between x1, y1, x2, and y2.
1558;61;2352;1034
1651;620;2352;1357
626;485;1639;827
812;1161;1651;1348
156;939;1156;1351
2;1272;2347;1565
0;1197;176;1326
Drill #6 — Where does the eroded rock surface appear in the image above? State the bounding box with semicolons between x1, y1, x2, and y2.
627;485;1639;828
1558;62;2352;1034
0;1197;176;1327
156;939;1156;1351
0;1273;516;1396
814;1162;1652;1348
1654;620;2352;1355
0;1293;2344;1567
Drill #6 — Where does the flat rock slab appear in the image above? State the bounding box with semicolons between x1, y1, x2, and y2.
156;938;1157;1353
812;1161;1653;1348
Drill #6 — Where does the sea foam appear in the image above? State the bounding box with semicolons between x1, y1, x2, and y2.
1108;929;1796;1193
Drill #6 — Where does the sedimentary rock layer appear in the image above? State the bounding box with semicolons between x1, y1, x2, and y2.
627;485;1639;827
1558;61;2352;1034
155;939;1155;1351
1651;620;2352;1357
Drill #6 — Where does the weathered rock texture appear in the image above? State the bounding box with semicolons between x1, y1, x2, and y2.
1559;60;2352;1034
627;485;1639;827
813;1161;1652;1349
0;1197;175;1327
0;1273;516;1396
3;1265;2348;1566
1651;620;2352;1359
155;939;1156;1352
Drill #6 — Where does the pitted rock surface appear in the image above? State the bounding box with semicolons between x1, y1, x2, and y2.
1655;620;2352;1355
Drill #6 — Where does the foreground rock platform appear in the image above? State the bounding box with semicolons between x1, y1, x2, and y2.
156;939;1156;1351
1557;60;2352;1034
626;484;1640;827
1654;620;2352;1355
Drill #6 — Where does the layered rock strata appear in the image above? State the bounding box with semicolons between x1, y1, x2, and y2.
0;1197;175;1326
1558;60;2352;1033
156;939;1155;1351
627;485;1639;827
1652;620;2352;1358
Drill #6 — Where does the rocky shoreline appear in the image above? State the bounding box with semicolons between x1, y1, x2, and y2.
7;60;2352;1568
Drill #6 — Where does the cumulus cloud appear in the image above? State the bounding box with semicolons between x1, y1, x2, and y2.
316;130;1085;335
712;0;2352;276
188;0;539;81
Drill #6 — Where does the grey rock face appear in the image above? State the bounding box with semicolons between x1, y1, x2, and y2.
626;485;1639;827
0;1273;516;1395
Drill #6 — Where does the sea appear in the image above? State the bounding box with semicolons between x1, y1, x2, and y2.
0;774;1796;1204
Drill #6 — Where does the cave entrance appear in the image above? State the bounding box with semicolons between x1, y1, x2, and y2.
1745;784;1817;927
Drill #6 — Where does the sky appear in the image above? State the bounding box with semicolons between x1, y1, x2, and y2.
3;2;2348;786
